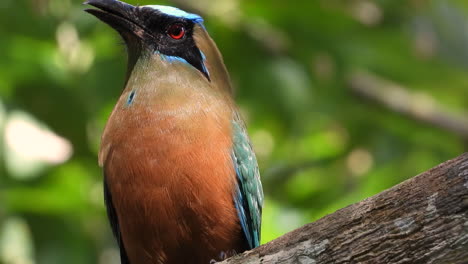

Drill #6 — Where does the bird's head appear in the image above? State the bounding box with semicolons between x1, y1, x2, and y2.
85;0;232;92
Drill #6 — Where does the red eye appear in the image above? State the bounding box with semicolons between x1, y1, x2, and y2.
167;24;186;40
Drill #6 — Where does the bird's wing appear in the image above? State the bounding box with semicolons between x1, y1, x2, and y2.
231;113;264;249
103;176;131;264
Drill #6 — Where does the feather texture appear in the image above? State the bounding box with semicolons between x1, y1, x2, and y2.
232;113;263;248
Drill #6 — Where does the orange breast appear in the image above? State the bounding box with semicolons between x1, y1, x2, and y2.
102;95;246;264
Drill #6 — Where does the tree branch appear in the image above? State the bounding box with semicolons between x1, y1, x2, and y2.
220;153;468;263
347;71;468;140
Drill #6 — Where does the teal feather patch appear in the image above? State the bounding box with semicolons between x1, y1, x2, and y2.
231;113;263;249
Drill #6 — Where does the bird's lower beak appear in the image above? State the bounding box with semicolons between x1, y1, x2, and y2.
85;0;141;37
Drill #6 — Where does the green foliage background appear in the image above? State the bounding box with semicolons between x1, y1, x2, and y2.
1;0;467;263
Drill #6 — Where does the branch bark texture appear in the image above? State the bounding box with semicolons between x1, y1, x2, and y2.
220;153;468;264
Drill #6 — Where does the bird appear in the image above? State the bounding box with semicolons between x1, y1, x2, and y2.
84;0;263;263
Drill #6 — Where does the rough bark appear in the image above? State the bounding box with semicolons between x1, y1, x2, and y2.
220;153;468;264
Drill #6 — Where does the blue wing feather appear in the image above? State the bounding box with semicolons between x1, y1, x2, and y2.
231;113;263;249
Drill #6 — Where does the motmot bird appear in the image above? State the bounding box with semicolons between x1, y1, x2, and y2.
85;0;263;263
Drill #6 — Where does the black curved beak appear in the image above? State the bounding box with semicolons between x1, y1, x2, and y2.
84;0;142;37
85;0;151;80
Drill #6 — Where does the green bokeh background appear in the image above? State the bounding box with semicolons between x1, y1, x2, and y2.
1;0;468;263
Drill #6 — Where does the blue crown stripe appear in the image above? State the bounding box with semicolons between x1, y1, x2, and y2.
143;5;203;23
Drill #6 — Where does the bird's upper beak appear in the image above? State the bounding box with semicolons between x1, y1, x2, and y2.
86;0;154;79
85;0;145;39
